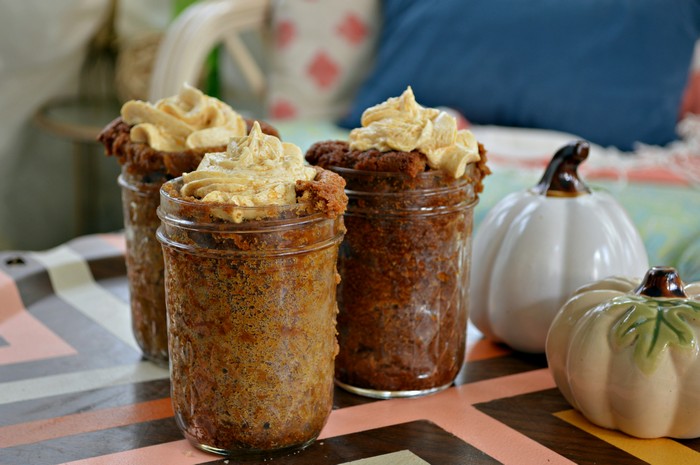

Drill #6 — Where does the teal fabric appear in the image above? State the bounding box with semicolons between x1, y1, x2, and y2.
339;0;700;151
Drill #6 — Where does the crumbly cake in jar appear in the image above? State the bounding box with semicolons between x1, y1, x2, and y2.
306;87;490;396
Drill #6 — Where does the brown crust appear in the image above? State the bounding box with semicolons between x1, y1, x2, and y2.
296;167;348;218
471;143;491;195
305;140;491;194
305;140;427;178
97;117;280;181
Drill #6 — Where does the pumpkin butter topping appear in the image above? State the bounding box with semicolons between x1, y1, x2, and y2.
180;121;317;208
121;84;247;152
349;87;480;178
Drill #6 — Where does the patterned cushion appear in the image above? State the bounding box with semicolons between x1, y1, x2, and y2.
266;0;380;120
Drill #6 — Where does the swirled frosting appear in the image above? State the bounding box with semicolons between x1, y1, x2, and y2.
180;121;317;211
349;87;480;178
120;84;247;152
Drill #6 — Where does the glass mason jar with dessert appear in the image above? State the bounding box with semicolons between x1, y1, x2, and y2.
158;123;347;457
306;87;490;398
98;85;279;365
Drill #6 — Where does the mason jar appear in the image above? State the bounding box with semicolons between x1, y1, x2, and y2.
118;167;169;365
332;167;478;398
157;178;344;458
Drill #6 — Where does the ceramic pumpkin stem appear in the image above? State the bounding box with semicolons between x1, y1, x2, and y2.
534;140;591;197
634;266;688;298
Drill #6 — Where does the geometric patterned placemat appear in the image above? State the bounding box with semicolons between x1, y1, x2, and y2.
2;233;700;465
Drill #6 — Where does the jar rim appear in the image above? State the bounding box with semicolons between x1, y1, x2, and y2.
118;173;164;193
329;166;477;196
330;166;462;180
158;177;326;230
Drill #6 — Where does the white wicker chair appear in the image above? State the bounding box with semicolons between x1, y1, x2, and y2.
148;0;269;102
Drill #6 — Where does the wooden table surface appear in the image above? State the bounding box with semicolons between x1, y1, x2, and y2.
1;233;699;465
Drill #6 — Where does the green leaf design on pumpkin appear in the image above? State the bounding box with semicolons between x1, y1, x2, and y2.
609;295;700;375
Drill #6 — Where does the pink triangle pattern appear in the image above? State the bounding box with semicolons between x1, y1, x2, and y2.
0;270;77;365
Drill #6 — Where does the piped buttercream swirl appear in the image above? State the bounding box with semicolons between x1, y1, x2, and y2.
349;87;480;178
121;84;247;152
180;121;317;211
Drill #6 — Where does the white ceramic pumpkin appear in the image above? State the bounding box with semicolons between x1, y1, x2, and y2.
470;141;649;353
546;267;700;438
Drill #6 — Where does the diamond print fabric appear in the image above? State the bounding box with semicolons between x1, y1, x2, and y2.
267;0;380;120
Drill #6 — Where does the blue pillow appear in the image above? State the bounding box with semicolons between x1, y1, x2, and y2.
339;0;700;151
